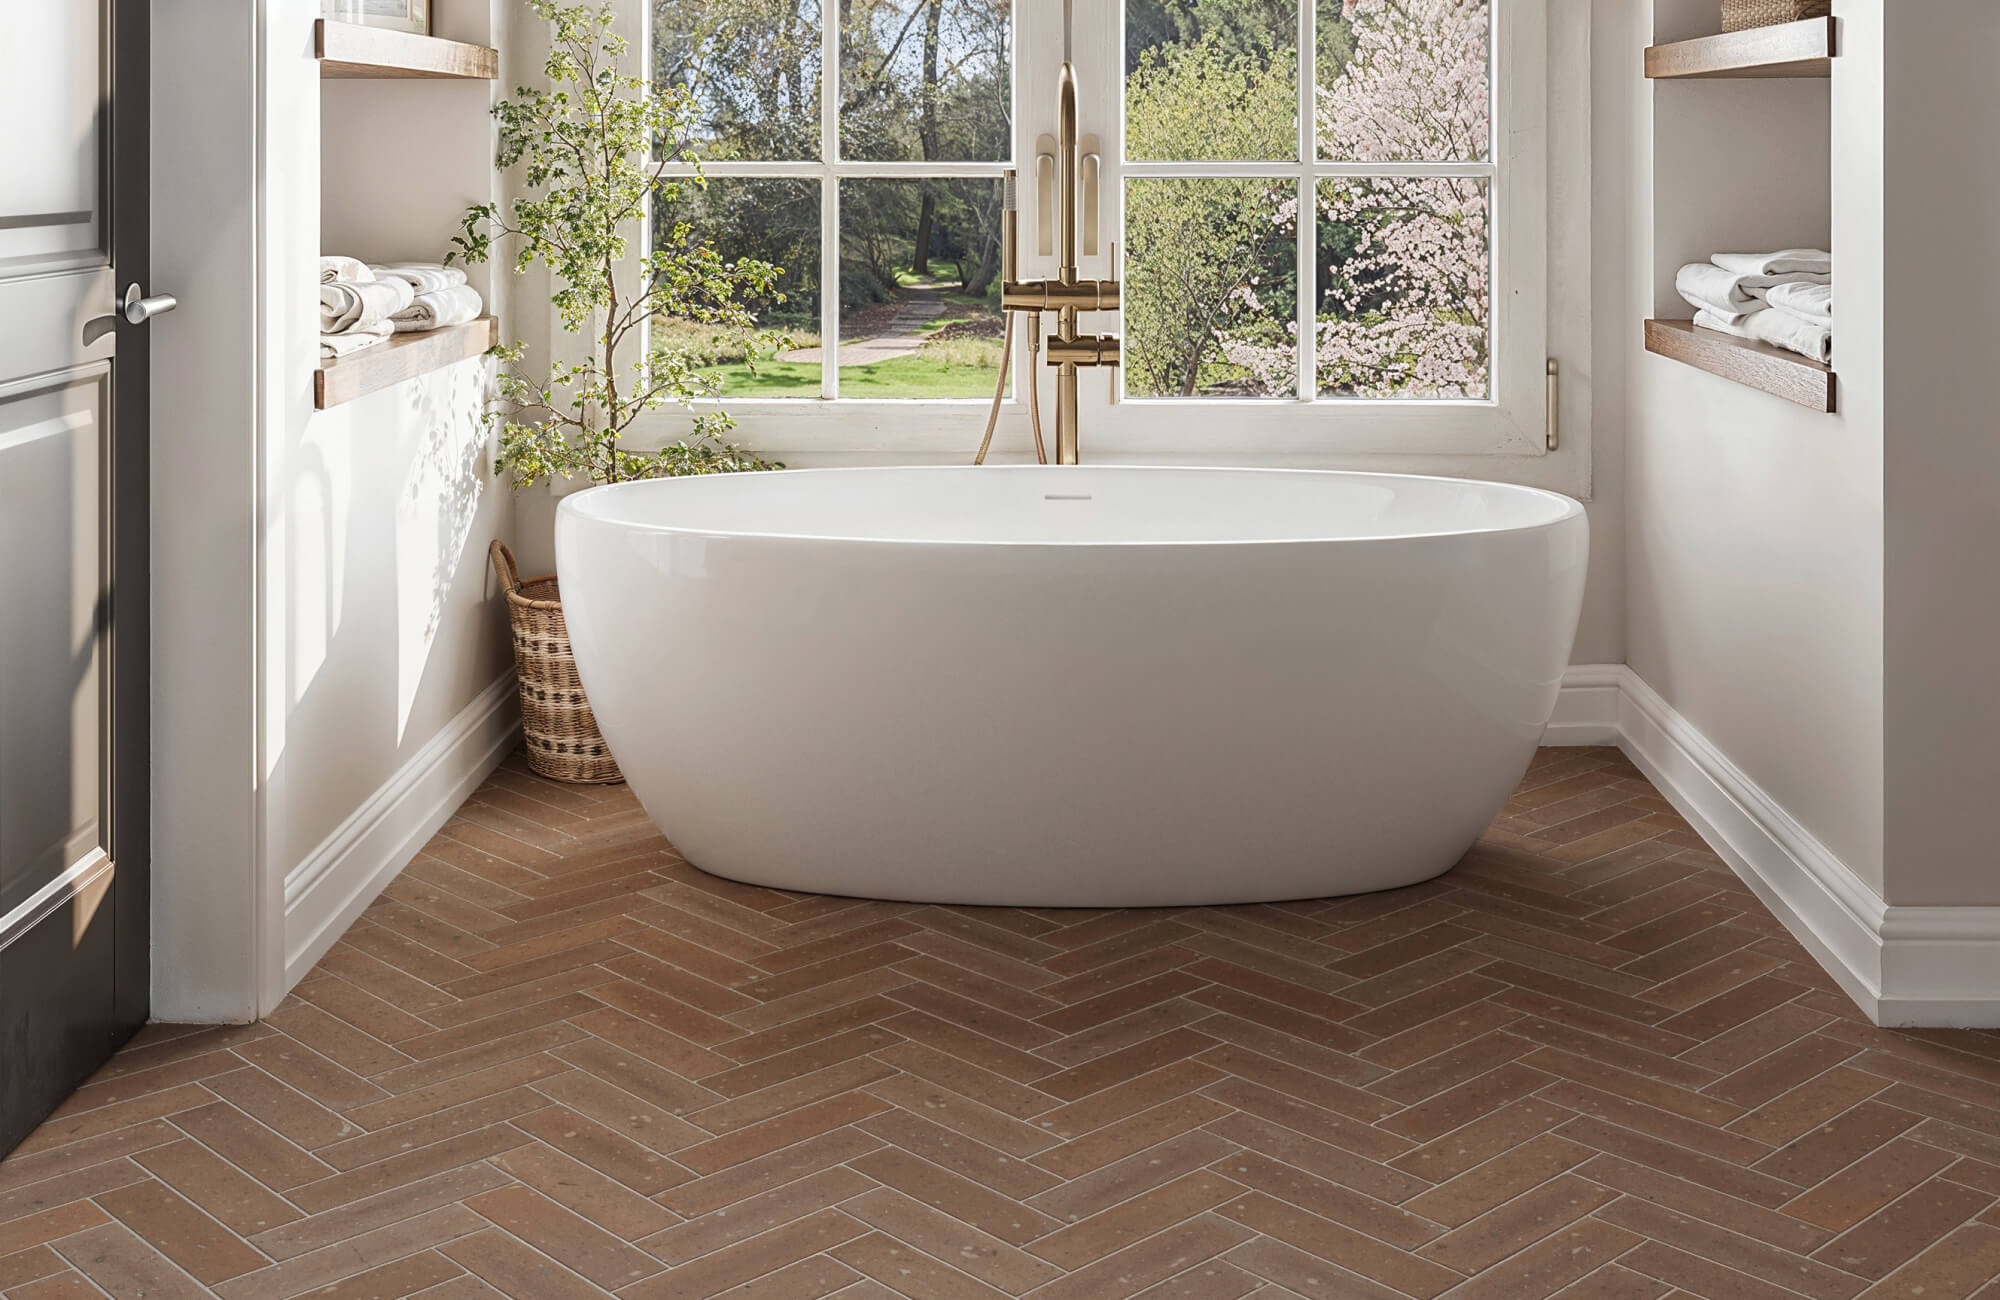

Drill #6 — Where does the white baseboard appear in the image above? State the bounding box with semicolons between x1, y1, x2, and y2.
272;665;1995;1026
1551;665;2000;1027
281;673;520;993
1543;664;1625;746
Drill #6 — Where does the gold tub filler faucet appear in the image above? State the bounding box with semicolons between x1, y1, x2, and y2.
973;4;1120;466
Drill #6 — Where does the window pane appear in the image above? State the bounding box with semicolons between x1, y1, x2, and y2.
653;0;822;161
839;1;1011;163
1317;0;1490;162
1314;176;1488;398
838;178;1005;398
1124;178;1297;399
1126;0;1297;162
654;177;822;397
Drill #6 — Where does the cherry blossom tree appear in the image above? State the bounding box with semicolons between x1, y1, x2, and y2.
1225;0;1492;399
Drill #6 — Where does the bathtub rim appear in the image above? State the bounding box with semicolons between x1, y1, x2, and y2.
555;464;1586;549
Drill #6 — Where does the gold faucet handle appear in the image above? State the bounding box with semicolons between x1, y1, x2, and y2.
1108;241;1122;405
1045;335;1120;368
1003;280;1119;313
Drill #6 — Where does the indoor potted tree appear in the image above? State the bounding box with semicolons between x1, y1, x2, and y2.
458;0;783;783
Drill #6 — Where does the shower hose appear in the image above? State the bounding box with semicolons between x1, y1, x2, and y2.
972;309;1047;466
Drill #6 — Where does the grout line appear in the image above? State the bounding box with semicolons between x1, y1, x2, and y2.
163;1107;317;1222
46;1222;157;1299
23;755;2000;1298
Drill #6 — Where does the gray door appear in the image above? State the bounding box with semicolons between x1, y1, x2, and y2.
1;0;153;1156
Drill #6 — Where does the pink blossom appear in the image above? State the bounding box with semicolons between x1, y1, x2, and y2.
1223;0;1492;399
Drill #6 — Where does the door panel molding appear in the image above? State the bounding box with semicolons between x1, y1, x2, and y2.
0;212;96;231
0;374;111;931
0;852;112;954
0;0;148;1157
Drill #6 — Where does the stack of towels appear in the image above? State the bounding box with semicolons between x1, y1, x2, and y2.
1675;249;1832;364
319;256;485;359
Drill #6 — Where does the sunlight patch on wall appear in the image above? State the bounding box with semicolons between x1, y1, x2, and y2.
396;361;492;741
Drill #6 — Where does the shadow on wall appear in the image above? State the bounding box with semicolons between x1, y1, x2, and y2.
405;359;493;655
271;355;512;881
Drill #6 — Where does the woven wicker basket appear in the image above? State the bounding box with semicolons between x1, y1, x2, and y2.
491;541;623;784
1722;0;1829;31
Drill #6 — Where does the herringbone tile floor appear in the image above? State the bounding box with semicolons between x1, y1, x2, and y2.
6;748;2000;1299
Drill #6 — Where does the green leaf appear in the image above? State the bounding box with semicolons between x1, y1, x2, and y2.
467;1;778;487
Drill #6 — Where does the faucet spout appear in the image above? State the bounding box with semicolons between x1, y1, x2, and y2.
1054;62;1081;464
1011;57;1116;465
1000;54;1118;465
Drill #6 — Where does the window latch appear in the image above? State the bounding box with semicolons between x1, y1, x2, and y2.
1545;358;1560;452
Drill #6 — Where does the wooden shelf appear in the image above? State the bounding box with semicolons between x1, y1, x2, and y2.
315;317;498;409
1645;17;1834;79
315;19;498;79
1644;319;1834;412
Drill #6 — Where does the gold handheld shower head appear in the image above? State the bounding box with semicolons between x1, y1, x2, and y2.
1002;168;1018;289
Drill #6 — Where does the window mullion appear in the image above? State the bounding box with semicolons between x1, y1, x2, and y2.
1299;0;1317;164
1295;175;1313;403
1118;161;1494;179
663;161;819;177
821;7;840;400
825;161;1013;177
1296;0;1316;403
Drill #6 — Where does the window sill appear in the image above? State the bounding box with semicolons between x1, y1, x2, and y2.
632;395;1555;462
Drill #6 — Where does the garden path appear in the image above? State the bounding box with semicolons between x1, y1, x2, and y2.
779;283;951;365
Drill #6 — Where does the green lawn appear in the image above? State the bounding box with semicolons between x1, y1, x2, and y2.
918;313;984;336
892;268;960;289
710;354;998;399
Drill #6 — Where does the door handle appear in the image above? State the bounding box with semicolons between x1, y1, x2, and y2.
123;283;179;325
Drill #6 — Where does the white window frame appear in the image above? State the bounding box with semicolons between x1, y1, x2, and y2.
628;0;1548;461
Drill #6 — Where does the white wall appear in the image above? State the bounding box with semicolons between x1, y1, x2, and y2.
152;1;267;1021
1602;0;2000;1007
151;0;518;1019
1613;0;1885;891
1878;1;2000;907
264;0;517;1003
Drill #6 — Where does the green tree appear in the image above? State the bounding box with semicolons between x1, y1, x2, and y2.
654;0;822;159
651;0;824;324
1123;36;1298;396
456;1;783;485
656;0;1010;312
1126;0;1354;87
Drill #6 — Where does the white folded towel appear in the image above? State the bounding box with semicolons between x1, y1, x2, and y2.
320;255;372;285
1691;307;1750;338
319;277;414;334
1687;302;1762;329
319;320;394;359
1693;306;1832;364
1765;280;1831;325
1749;307;1833;363
390;284;484;333
1676;263;1829;315
370;262;469;295
1712;248;1832;277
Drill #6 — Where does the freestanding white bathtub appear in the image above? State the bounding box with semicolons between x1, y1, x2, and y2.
556;466;1587;906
